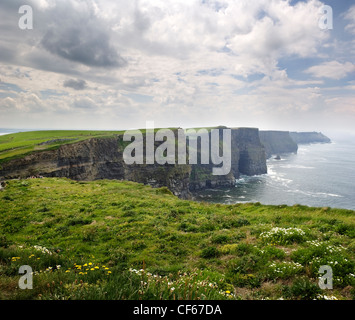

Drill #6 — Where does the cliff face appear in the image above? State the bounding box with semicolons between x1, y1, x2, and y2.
0;136;192;199
189;127;267;191
259;131;298;159
0;127;268;198
232;128;267;176
289;132;331;144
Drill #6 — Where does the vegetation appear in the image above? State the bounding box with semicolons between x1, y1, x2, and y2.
0;128;183;164
0;130;126;163
0;178;354;300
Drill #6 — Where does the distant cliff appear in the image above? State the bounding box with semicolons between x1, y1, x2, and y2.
289;132;331;144
259;131;298;159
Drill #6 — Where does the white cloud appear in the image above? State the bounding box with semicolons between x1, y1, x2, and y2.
1;0;354;133
304;61;355;80
344;5;355;35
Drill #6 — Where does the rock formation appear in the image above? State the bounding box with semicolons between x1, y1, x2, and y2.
259;131;298;159
188;127;267;191
0;127;268;198
289;132;331;144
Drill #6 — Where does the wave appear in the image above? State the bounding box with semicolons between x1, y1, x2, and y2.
267;166;293;187
286;189;343;198
280;164;315;169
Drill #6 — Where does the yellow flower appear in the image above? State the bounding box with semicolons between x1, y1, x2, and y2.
226;291;230;294
90;268;95;271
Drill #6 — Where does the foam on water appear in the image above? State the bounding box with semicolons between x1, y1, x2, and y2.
195;139;355;210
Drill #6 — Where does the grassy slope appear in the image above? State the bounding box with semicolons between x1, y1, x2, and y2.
0;130;126;163
0;178;354;300
0;128;185;164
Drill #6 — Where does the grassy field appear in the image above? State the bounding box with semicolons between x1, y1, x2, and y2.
0;130;126;163
0;178;354;300
0;128;186;164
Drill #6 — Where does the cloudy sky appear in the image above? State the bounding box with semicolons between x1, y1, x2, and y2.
0;0;354;134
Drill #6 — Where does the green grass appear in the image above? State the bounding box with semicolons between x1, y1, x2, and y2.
0;130;128;163
0;128;191;164
0;178;354;300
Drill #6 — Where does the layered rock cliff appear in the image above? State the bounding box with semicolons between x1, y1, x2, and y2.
0;134;191;199
232;128;268;176
0;127;268;198
259;131;298;159
189;127;267;191
289;132;331;144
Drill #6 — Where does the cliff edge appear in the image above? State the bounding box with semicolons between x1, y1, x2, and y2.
289;132;331;144
259;131;298;159
0;127;268;198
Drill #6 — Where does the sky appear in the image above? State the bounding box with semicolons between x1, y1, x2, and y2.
0;0;354;136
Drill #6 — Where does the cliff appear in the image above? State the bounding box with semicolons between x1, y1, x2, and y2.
189;127;267;191
0;134;191;199
232;128;268;176
0;127;268;197
289;132;331;144
259;131;298;159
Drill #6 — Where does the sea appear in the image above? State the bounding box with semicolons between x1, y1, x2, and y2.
194;138;355;211
1;128;355;211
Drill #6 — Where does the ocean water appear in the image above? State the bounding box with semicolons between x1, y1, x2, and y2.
194;140;355;211
0;128;19;136
0;128;36;136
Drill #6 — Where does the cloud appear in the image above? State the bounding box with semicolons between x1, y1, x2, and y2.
0;0;354;133
304;61;355;80
72;97;97;110
344;5;355;35
63;79;88;90
40;1;126;68
0;96;17;110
